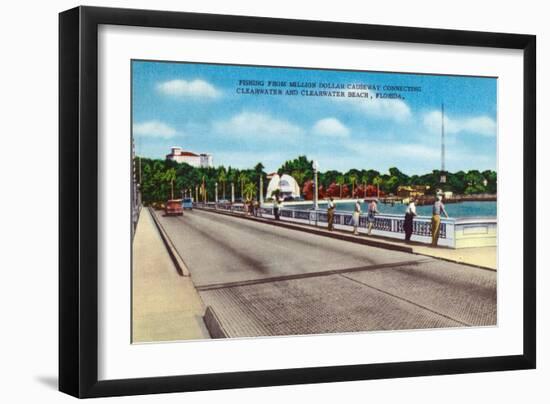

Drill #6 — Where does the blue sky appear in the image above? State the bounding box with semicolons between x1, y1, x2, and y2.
132;60;497;175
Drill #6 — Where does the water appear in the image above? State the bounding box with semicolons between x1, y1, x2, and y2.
283;200;497;219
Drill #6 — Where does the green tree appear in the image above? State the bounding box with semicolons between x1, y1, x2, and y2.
373;176;383;198
291;170;307;195
365;169;381;185
243;182;257;201
383;176;399;194
336;175;346;198
218;167;227;200
349;173;358;196
238;172;248;198
360;174;369;197
482;170;497;194
321;170;342;189
164;168;177;199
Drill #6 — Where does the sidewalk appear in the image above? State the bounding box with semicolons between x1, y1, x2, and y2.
198;207;497;270
132;209;210;342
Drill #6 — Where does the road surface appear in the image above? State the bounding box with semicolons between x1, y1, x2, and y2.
155;209;496;337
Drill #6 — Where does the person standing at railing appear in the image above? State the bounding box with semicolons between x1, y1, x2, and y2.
352;200;361;235
367;199;379;235
273;197;281;220
327;197;335;231
404;199;417;242
431;195;449;246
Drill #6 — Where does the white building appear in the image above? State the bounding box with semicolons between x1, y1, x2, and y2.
266;173;301;200
166;147;213;168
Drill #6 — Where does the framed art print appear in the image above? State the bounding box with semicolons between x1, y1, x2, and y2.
59;6;536;398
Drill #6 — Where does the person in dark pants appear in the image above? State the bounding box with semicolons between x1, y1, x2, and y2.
404;198;417;242
273;197;280;220
327;197;335;231
366;199;379;235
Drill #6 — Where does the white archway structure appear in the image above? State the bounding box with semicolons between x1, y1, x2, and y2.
266;174;301;200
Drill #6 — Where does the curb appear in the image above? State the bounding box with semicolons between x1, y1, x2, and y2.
147;207;190;276
410;252;497;272
196;207;414;254
203;306;229;339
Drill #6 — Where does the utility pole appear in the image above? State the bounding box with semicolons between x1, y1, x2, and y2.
313;161;319;210
138;156;142;186
202;176;206;203
259;176;264;204
440;102;446;184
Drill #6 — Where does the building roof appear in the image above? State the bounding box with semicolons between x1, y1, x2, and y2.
167;150;199;157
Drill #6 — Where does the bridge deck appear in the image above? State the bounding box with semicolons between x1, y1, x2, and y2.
154;209;496;338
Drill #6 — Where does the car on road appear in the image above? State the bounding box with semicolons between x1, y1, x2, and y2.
165;199;183;216
182;197;193;210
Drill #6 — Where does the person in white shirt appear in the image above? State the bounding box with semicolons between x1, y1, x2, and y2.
404;199;417;242
352;200;361;235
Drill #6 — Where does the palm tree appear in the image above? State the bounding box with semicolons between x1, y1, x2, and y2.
164;168;177;199
254;162;265;174
361;174;369;197
243;182;257;201
373;176;383;198
226;169;236;201
336;175;345;199
349;174;358;197
218;168;227;200
238;172;248;198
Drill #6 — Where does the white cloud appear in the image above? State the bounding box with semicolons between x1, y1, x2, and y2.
156;79;220;99
213;112;303;139
423;110;496;136
336;97;411;122
133;120;177;139
312;118;350;137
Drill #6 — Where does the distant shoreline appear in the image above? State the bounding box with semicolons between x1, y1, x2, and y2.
261;194;497;207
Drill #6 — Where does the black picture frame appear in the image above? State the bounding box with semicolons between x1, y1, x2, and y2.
59;6;536;398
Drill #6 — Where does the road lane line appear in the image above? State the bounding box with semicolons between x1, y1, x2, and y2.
196;259;434;291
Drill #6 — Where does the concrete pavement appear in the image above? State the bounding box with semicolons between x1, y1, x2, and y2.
155;209;496;338
154;209;427;287
132;209;210;342
197;206;497;270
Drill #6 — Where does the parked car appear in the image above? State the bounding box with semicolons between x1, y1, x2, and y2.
165;199;183;216
182;197;193;210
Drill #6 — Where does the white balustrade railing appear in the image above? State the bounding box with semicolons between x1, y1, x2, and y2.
193;202;496;249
